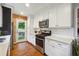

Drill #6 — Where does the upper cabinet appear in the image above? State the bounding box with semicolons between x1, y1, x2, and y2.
42;10;49;20
34;15;39;28
34;4;73;28
0;6;2;27
49;4;72;28
49;7;56;28
56;4;72;27
34;10;49;28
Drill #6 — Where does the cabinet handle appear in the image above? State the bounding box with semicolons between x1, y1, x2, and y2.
51;45;55;47
58;44;61;46
56;25;58;27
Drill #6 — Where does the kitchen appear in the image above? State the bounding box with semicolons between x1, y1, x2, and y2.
0;3;79;56
27;3;79;56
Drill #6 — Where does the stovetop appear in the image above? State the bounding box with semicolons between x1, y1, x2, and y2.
36;34;48;37
36;33;51;39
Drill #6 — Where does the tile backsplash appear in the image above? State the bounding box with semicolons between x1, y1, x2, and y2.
51;28;75;37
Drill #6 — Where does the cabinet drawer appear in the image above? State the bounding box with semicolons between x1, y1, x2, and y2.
45;41;56;56
47;38;69;48
46;39;57;46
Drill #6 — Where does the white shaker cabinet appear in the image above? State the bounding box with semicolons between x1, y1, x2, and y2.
34;4;72;28
42;11;49;20
49;4;72;28
34;11;49;28
56;4;72;27
0;5;2;27
38;10;49;22
45;38;72;56
0;35;11;56
34;15;39;28
49;8;56;27
38;13;43;21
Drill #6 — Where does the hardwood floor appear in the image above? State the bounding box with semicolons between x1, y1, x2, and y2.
10;41;44;56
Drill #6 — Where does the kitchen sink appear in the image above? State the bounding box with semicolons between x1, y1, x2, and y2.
0;38;5;42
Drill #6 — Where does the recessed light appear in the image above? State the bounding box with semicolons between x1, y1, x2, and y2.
25;3;30;7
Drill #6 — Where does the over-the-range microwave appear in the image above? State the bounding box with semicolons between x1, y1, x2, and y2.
39;19;49;28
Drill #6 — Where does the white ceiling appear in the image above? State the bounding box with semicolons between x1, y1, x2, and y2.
6;3;55;16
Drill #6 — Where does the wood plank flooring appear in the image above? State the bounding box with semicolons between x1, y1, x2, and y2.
10;41;44;56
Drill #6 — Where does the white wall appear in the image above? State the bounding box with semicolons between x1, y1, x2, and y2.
27;15;36;45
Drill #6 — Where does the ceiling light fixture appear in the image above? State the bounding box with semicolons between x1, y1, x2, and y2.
25;3;30;7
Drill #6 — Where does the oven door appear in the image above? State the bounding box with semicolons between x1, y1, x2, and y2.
36;37;44;54
36;37;44;48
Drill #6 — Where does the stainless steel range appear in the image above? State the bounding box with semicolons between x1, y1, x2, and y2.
35;30;51;54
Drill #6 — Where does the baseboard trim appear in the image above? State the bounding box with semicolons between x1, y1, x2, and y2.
26;41;36;48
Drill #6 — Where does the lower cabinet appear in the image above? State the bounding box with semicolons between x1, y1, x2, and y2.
45;38;72;56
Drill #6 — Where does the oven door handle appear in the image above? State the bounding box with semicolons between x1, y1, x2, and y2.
36;38;44;41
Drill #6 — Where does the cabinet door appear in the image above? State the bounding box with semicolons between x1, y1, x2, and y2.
38;13;43;21
55;42;71;56
45;39;52;55
34;15;39;28
56;4;72;27
42;11;49;20
46;44;57;56
49;8;56;27
45;39;57;56
0;6;2;27
38;10;49;21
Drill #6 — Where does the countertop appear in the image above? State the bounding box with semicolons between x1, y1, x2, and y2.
45;34;75;44
0;35;11;45
0;35;11;56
